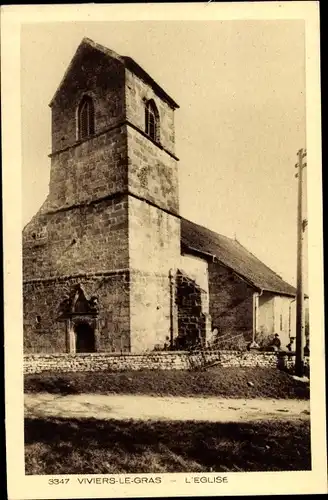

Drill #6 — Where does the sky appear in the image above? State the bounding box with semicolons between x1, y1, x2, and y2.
21;20;307;287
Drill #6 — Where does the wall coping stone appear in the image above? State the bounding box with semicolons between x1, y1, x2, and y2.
23;350;291;358
23;350;309;375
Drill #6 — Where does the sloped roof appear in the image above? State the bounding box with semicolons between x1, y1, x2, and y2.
181;218;296;297
50;38;179;109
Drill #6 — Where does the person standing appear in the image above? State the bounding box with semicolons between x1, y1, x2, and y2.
286;337;295;352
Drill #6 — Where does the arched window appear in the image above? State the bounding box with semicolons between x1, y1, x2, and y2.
77;95;95;140
145;100;159;142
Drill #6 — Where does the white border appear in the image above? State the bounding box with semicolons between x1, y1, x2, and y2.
2;2;326;498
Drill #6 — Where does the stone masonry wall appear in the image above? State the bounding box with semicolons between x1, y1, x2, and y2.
125;68;176;155
208;261;254;344
125;66;178;216
23;271;130;353
51;43;125;153
128;197;181;352
47;126;127;211
175;271;206;348
127;126;179;215
23;40;182;356
129;196;180;273
129;271;172;353
23;195;129;280
23;351;306;374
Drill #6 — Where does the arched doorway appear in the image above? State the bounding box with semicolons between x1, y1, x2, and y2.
75;321;95;353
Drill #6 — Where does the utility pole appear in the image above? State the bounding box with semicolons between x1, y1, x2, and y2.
295;148;307;376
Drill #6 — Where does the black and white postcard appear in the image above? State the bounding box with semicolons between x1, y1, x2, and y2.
2;2;326;498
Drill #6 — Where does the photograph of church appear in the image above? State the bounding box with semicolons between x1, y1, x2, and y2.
22;37;298;355
12;10;323;486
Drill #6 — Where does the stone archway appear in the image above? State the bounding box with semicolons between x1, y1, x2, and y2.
57;284;100;353
74;320;95;353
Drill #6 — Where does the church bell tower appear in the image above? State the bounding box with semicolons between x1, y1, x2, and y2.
23;38;181;353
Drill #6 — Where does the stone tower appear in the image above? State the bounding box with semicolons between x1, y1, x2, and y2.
23;38;180;353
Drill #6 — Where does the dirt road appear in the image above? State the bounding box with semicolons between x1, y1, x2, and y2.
25;393;310;422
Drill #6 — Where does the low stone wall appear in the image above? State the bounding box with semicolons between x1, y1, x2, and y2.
23;350;307;374
279;352;310;376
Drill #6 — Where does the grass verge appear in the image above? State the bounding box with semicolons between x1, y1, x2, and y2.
24;367;309;399
25;417;311;474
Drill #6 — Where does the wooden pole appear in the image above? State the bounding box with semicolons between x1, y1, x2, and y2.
295;148;307;376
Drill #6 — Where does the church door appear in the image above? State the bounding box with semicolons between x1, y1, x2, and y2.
75;321;95;353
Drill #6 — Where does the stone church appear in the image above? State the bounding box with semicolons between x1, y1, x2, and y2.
23;38;297;354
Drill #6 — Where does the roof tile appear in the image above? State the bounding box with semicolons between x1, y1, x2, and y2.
181;218;296;296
